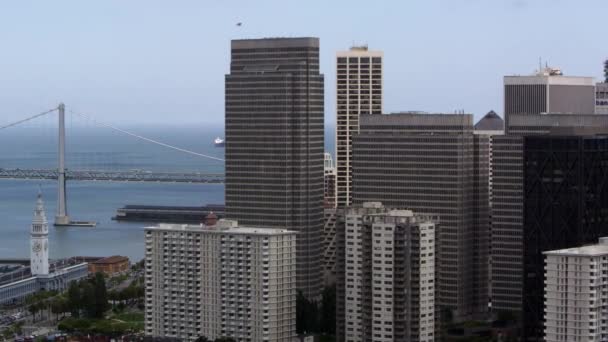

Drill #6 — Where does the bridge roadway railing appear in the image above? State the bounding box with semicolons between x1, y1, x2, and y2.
0;168;224;183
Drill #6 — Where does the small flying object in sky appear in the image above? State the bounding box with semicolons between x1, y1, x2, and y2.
236;22;242;27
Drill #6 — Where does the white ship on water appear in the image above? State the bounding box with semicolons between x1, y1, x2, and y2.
214;137;225;147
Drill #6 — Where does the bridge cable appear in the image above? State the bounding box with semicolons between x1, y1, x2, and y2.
0;107;58;131
70;110;225;162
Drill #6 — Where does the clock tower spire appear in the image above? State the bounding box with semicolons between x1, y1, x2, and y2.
30;189;49;275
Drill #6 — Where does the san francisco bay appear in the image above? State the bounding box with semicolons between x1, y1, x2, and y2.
0;124;335;262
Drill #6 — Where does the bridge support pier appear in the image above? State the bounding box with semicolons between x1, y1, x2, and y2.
55;103;70;226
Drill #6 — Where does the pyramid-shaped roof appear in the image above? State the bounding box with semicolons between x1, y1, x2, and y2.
475;110;504;131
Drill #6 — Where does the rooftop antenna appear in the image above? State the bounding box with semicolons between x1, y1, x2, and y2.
539;57;542;73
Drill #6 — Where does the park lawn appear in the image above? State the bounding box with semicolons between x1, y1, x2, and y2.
58;313;144;336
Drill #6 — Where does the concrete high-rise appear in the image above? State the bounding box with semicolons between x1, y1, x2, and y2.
225;37;324;299
543;237;608;342
491;113;608;340
337;202;436;342
504;67;595;122
144;219;296;342
335;46;383;208
351;113;490;321
324;152;337;208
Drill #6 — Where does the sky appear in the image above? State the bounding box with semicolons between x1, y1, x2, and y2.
0;0;606;127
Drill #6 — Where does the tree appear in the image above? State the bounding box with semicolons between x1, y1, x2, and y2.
67;281;82;318
296;290;308;334
81;281;97;318
214;338;236;342
50;296;69;321
92;272;110;318
320;285;336;335
28;303;39;323
296;290;321;335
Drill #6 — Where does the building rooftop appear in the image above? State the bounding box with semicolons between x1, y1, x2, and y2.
475;111;504;131
231;37;319;49
544;237;608;257
91;256;129;265
362;112;474;127
146;220;296;236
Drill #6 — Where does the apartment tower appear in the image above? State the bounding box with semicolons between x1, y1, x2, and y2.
144;219;296;341
352;113;490;321
544;237;608;342
225;37;324;298
338;202;436;342
335;46;383;207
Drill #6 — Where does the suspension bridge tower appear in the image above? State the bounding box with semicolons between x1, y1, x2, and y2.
55;103;70;226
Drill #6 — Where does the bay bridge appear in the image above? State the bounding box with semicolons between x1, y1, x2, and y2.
0;168;224;183
0;103;225;226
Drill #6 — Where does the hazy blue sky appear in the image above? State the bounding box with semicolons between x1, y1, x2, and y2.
0;0;605;126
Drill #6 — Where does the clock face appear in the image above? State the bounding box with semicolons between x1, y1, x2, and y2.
32;241;42;253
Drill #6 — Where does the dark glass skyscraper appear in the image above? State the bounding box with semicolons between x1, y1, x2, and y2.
225;38;324;299
491;114;608;340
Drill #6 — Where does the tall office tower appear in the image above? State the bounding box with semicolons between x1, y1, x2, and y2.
225;37;324;299
504;67;595;122
543;237;608;342
474;110;505;203
491;113;608;340
144;219;296;342
324;152;337;208
597;82;608;114
336;202;436;342
335;46;383;207
474;111;504;305
351;113;490;321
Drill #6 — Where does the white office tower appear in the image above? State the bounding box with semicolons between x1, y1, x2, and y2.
30;191;49;276
341;202;435;342
544;237;608;342
144;219;296;342
335;46;383;207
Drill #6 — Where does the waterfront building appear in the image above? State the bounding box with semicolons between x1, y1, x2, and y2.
337;202;436;342
544;237;608;342
491;113;608;340
335;46;383;208
0;193;88;305
324;152;337;209
225;37;324;299
597;82;608;114
144;219;296;342
352;113;490;321
504;67;595;122
88;256;130;276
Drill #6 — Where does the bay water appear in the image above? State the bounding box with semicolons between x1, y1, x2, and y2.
0;124;335;262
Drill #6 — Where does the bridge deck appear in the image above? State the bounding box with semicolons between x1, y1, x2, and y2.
0;169;224;183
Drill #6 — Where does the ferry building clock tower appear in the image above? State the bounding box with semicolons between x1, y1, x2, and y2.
30;191;49;275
